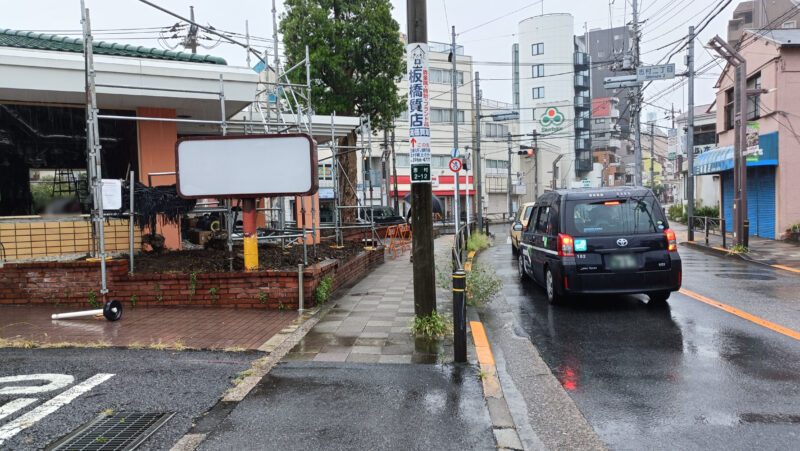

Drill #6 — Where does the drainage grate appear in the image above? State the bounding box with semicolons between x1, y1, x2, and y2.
47;412;174;451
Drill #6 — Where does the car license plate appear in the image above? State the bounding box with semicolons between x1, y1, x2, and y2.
607;254;637;270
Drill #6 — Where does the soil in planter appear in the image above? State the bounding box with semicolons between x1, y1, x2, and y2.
132;241;366;274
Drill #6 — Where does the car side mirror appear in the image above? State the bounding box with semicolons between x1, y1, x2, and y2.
513;223;523;231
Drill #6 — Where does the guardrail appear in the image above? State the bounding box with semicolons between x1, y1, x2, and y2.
688;216;727;248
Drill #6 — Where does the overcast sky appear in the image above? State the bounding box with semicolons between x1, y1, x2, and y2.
2;0;733;127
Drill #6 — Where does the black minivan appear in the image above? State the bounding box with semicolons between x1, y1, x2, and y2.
515;187;681;304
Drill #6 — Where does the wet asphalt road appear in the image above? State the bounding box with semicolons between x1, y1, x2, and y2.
484;225;800;450
0;348;260;450
199;361;494;451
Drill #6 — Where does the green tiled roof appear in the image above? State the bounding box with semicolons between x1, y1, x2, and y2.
0;28;227;65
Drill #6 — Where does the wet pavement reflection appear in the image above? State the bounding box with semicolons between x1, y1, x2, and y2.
486;233;800;450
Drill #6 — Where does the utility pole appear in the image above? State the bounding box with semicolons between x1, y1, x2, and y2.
391;127;399;213
507;132;513;220
186;6;198;54
532;131;539;197
451;26;461;233
474;71;484;230
382;129;388;206
552;154;564;190
687;26;696;241
407;0;436;317
649;121;655;188
632;0;643;186
708;35;748;247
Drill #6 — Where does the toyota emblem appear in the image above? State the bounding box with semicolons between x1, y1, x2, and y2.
616;238;629;247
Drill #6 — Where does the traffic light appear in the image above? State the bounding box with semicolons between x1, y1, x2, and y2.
517;147;535;156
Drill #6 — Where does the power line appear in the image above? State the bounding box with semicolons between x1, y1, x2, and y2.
458;1;544;36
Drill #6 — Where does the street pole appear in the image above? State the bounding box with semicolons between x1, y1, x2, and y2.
687;26;696;241
708;35;748;247
474;71;484;230
391;127;399;213
632;0;643;186
451;25;460;233
552;154;564;190
465;148;471;236
507;132;513;220
408;0;436;317
649;121;655;188
532;130;539;197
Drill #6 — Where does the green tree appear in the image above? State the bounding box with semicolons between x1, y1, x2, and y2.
280;0;405;129
280;0;405;220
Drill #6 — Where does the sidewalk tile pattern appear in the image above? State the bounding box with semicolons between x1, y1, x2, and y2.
0;305;296;350
284;237;455;364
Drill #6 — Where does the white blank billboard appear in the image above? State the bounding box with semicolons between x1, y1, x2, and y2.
176;134;317;198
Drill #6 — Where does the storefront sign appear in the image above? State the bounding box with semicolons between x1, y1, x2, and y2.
539;107;565;133
407;43;431;183
746;122;763;162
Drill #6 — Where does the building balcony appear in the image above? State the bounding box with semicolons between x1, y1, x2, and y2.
574;52;590;69
575;137;591;151
574;95;590;109
574;74;590;90
574;117;590;130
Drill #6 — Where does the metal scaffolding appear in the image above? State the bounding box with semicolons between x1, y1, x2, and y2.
78;0;381;289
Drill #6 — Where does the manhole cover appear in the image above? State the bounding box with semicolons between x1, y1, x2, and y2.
47;412;174;451
714;273;776;281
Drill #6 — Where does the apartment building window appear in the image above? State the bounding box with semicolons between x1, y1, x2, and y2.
783;21;797;29
430;108;466;123
532;87;544;99
485;123;509;138
747;72;761;120
595;118;605;124
724;88;734;131
532;64;544;78
531;42;544;55
429;69;464;85
397;110;409;121
486;159;509;170
396;153;410;167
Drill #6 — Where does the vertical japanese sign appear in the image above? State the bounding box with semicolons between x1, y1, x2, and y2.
408;43;431;183
745;122;763;162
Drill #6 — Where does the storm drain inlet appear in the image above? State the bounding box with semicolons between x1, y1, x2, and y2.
47;412;174;451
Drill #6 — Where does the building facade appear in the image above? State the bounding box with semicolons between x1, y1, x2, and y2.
728;0;800;47
514;13;592;193
700;29;800;239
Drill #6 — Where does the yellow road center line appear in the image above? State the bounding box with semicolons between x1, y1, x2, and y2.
469;321;495;365
773;264;800;274
679;288;800;341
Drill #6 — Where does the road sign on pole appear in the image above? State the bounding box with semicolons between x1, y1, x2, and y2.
636;63;676;81
449;158;462;172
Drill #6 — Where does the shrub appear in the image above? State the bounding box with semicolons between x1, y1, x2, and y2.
411;311;451;338
467;232;491;252
315;276;333;305
466;264;503;307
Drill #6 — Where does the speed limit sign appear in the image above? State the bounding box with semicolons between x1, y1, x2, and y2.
449;158;462;172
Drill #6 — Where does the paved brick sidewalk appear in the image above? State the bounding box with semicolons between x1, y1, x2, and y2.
672;223;800;272
284;235;456;364
0;305;297;350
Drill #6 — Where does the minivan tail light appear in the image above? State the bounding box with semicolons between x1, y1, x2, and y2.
665;228;677;252
558;233;575;257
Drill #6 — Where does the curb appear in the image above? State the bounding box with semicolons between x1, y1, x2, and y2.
682;241;800;276
464;246;524;450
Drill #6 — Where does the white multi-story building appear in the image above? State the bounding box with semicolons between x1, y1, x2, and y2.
514;13;593;193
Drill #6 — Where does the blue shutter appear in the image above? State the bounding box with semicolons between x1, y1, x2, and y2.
755;167;776;239
722;172;734;233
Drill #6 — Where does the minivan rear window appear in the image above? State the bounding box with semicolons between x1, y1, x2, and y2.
565;197;665;236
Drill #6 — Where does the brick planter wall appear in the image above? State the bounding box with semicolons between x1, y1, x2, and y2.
0;247;384;310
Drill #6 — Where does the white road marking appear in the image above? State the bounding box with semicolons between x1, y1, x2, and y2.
0;373;114;445
0;374;74;395
506;236;511;244
0;399;38;422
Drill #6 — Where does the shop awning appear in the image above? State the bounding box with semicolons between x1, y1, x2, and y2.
694;131;779;175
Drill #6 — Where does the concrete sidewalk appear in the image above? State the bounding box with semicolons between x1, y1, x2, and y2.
187;235;519;450
672;223;800;274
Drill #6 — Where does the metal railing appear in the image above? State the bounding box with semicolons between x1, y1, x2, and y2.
689;216;727;248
